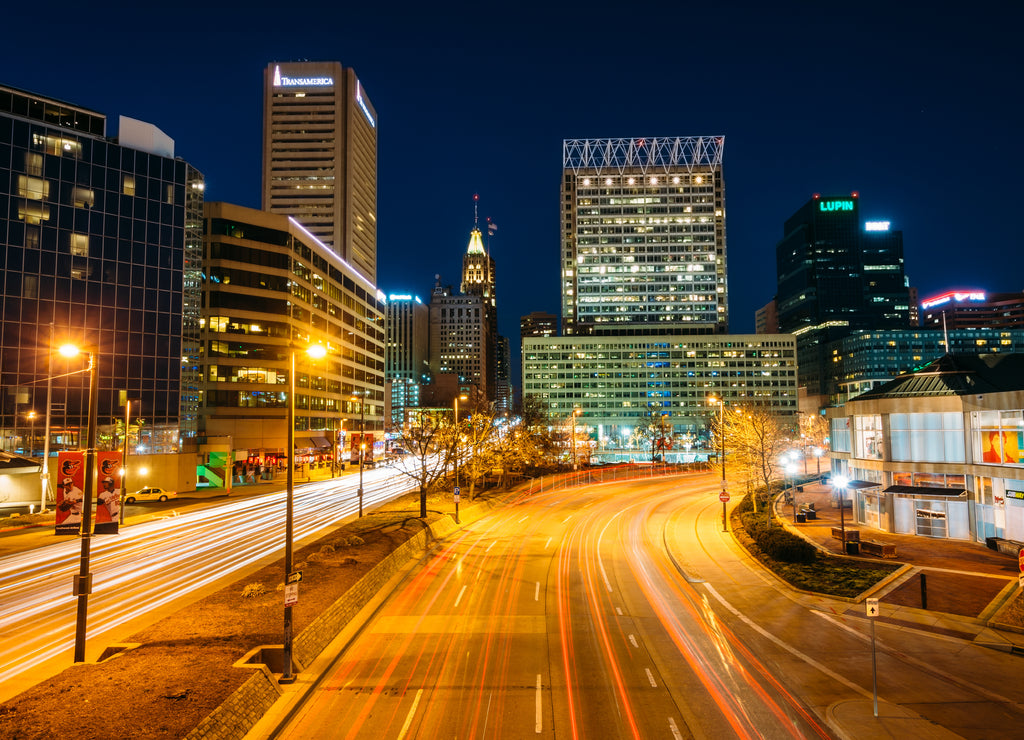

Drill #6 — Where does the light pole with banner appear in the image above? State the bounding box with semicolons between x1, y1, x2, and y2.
351;391;366;517
709;395;727;531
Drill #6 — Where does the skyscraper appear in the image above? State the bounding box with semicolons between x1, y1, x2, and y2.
775;193;910;399
262;61;378;284
0;84;203;450
429;277;487;398
386;294;429;427
561;136;728;335
460;197;499;400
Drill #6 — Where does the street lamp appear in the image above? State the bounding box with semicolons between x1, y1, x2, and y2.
26;411;36;458
282;342;326;684
786;462;798;522
350;391;366;518
453;393;467;523
813;446;824;477
571;407;581;471
708;395;726;531
833;474;849;550
60;343;98;664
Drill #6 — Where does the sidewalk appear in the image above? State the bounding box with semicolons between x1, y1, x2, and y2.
772;482;1023;648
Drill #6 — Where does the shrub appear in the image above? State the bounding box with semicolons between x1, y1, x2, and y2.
241;582;267;598
741;513;816;564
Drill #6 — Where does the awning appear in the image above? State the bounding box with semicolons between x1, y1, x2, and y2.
310;437;332;449
845;479;882;489
883;485;968;498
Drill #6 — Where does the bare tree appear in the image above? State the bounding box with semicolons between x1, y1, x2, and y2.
388;408;452;518
718;406;791;516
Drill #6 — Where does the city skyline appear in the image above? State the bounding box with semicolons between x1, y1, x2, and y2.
3;3;1020;386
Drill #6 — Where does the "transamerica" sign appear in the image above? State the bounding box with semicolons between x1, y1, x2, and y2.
273;65;334;87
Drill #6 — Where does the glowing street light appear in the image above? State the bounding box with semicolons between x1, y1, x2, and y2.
282;342;326;685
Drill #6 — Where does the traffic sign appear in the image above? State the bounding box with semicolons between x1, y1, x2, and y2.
284;583;298;607
454;486;460;495
286;570;302;584
1018;549;1024;572
719;491;730;503
454;493;460;503
865;597;879;618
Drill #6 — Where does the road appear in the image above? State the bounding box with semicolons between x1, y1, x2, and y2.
273;472;1024;740
0;467;412;700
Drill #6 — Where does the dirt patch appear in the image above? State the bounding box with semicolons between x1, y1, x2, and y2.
0;490;456;740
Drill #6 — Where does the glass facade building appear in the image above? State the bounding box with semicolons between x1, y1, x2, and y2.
0;84;202;452
561;137;728;336
200;202;385;455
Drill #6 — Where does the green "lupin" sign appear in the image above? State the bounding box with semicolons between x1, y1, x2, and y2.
819;199;854;212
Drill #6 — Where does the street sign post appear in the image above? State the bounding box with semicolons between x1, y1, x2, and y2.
719;485;729;532
866;597;879;716
454;486;461;524
718;491;730;503
284;583;298;608
286;570;302;585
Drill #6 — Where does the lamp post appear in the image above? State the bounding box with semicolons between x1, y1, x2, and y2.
67;345;98;663
709;396;726;531
282;343;326;684
26;411;36;458
351;391;366;518
833;474;849;550
453;393;467;523
571;407;581;471
813;446;823;477
119;399;132;525
786;462;798;522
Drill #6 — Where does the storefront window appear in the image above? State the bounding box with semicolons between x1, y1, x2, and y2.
973;409;1024;465
854;414;883;460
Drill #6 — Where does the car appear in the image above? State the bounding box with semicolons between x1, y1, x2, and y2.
124;487;177;504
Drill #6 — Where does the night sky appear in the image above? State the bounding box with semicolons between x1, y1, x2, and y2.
5;2;1021;384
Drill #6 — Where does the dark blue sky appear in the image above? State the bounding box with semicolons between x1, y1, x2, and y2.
6;2;1021;380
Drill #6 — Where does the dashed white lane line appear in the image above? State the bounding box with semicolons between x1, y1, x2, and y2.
454;585;468;608
628;634;639;648
545;537;552;549
535;674;543;733
518;515;529;523
645;667;657;687
668;716;683;739
486;541;496;553
396;688;423;740
534;582;540;601
616;607;623;616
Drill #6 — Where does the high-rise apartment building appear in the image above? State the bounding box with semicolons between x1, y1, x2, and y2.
429;277;486;398
262;61;378;284
0;84;203;452
919;290;1024;329
775;193;910;399
520;311;557;338
561;136;728;336
199;202;384;457
385;294;429;426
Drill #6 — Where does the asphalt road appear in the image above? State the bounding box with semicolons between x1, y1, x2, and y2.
272;472;1024;740
0;467;413;701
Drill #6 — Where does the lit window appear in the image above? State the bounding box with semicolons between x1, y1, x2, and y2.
123;176;135;196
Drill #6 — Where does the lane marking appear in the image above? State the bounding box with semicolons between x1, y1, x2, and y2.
545;537;552;549
628;634;639;648
486;541;496;553
668;716;684;740
396;688;423;740
703;583;870;697
562;515;573;523
518;515;529;523
534;582;540;601
616;607;623;616
645;667;657;687
535;674;542;733
454;585;468;607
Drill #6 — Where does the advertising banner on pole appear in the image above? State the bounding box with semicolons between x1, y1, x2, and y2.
55;451;86;535
94;452;122;534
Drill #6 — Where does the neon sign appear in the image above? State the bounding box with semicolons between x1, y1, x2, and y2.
819;200;854;212
864;221;890;231
273;65;334;87
920;291;986;310
356;80;375;128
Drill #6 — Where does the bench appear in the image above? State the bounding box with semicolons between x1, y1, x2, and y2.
798;505;817;520
831;527;860;542
861;540;898;559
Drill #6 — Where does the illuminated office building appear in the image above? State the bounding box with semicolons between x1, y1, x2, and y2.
0;83;203;451
920;290;1024;329
385;294;428;426
262;61;378;284
460;207;499;400
200;202;385;456
560;136;728;336
429;277;487;398
776;193;910;399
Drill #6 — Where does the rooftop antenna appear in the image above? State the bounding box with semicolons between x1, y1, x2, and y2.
473;193;479;228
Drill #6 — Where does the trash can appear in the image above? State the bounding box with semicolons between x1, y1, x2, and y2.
796;513;806;524
845;541;860;556
796;485;804;493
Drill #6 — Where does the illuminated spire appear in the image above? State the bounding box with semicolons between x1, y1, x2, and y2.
467;194;485;254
